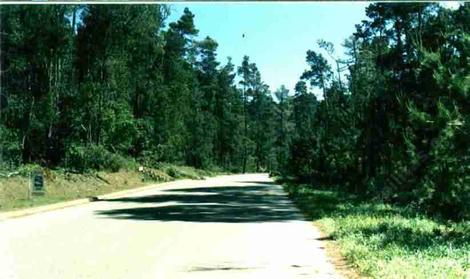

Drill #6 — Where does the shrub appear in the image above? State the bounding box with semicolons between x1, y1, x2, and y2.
140;168;172;182
166;166;179;178
0;125;21;169
65;144;132;173
17;164;43;176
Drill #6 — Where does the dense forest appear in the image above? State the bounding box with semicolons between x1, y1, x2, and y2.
1;4;469;219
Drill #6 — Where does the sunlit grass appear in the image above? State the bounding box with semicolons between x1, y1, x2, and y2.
283;183;470;279
0;164;220;212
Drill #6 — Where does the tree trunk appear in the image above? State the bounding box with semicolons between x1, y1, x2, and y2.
242;85;247;173
21;95;35;163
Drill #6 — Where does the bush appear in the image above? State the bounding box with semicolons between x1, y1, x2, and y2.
166;166;179;178
17;164;43;176
65;144;132;173
140;167;172;182
0;125;21;168
152;163;205;180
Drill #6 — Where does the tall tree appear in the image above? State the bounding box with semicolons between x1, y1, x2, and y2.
273;85;292;173
1;6;73;164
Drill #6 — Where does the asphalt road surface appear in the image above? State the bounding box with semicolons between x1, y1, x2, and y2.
0;173;341;279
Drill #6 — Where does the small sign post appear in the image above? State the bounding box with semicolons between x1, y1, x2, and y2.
30;171;45;197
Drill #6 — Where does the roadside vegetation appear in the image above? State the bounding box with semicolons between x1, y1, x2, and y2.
277;5;469;276
283;182;470;279
1;5;279;177
0;5;282;212
1;2;468;275
0;162;219;212
2;4;468;218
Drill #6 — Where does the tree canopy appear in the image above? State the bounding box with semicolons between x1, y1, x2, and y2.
1;3;468;219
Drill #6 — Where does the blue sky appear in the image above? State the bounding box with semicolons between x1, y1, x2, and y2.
167;2;462;96
167;3;370;95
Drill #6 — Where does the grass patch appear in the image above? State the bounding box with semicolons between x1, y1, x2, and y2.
0;164;223;212
151;163;223;180
283;182;470;279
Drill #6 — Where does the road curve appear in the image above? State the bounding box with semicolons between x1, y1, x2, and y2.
0;173;341;279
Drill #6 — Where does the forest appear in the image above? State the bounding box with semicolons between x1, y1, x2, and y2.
1;3;469;220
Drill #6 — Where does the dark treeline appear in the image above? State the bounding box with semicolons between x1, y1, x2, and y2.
1;4;469;219
287;3;469;219
1;5;278;173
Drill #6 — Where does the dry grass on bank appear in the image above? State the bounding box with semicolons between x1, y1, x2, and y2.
0;164;219;212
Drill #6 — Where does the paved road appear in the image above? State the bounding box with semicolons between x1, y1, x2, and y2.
0;173;341;279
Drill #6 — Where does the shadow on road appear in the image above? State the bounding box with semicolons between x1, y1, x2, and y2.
235;181;277;185
96;184;303;223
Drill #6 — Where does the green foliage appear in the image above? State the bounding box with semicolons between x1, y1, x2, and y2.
0;125;21;169
140;167;172;182
16;164;43;176
0;5;277;175
1;4;468;220
65;145;133;173
284;183;470;278
155;163;206;180
284;3;470;220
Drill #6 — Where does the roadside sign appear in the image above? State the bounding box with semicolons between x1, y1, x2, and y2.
30;172;45;196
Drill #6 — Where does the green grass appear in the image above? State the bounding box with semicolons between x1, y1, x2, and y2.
0;164;223;212
283;182;470;279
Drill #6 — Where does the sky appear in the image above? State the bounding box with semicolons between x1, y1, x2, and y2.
167;2;463;96
167;2;369;96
